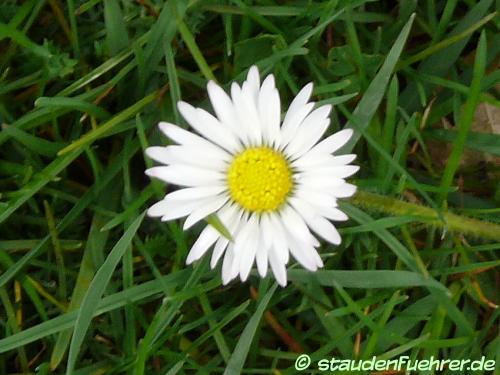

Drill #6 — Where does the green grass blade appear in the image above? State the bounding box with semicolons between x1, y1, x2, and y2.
66;212;146;375
223;285;277;375
342;13;415;151
437;31;487;206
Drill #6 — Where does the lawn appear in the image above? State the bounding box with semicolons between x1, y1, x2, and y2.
0;0;499;374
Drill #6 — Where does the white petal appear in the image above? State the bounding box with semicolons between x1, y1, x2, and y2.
268;248;287;287
279;102;314;149
309;128;353;155
145;165;224;187
186;225;220;264
245;65;260;101
268;214;289;264
210;205;243;268
147;198;203;219
258;75;281;146
284;105;331;159
162;186;226;202
178;101;241;153
307;216;342;245
207;81;238;130
319;206;349;221
296;175;344;191
256;243;268;278
292;152;356;170
313;250;324;268
158;122;230;155
145;146;172;165
294;188;338;208
304;165;359;179
280;205;319;248
230;83;256;145
260;214;273;250
289;197;341;245
235;214;259;282
288;240;319;271
222;245;236;285
211;237;229;269
330;154;357;165
241;81;263;144
283;82;313;123
332;183;357;198
146;145;230;170
183;195;229;230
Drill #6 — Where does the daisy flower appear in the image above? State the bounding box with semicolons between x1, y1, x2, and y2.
145;66;358;286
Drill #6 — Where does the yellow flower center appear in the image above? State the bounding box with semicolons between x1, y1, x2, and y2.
227;147;293;212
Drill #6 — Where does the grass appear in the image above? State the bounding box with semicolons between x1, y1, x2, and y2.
0;1;499;374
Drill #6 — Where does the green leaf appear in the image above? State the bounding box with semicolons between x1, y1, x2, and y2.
288;270;448;293
223;285;277;375
437;31;487;205
104;0;129;56
342;13;415;151
66;212;146;375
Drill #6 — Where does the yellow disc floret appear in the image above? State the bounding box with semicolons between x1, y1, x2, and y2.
227;147;293;212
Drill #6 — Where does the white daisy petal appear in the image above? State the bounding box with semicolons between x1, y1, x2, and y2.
280;205;320;248
245;65;261;101
260;214;273;250
305;165;359;179
145;165;224;187
332;183;358;198
256;244;268;278
183;195;228;230
162;186;226;202
178;101;241;153
308;216;342;245
294;188;338;208
235;214;259;282
186;225;220;264
288;240;319;271
241;82;263;143
297;175;345;191
210;205;243;268
283;82;313;123
211;237;229;269
258;75;281;146
268;248;287;287
268;213;289;264
231;82;257;145
289;197;341;245
292;152;357;170
146;145;230;170
222;245;236;285
147;198;201;218
153;198;222;222
319;206;349;221
158;122;228;153
279;102;315;148
309;128;353;155
207;81;238;130
284;105;332;159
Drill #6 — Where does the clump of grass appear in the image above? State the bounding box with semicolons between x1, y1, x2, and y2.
0;1;498;374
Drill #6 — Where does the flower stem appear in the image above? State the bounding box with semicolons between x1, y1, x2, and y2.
351;191;500;241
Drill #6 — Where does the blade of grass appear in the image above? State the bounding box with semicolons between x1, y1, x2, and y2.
58;91;157;155
342;13;415;151
223;285;277;375
66;212;146;375
437;31;487;206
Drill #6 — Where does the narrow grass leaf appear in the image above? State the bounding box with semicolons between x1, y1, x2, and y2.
342;14;415;151
66;212;145;375
223;285;277;374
